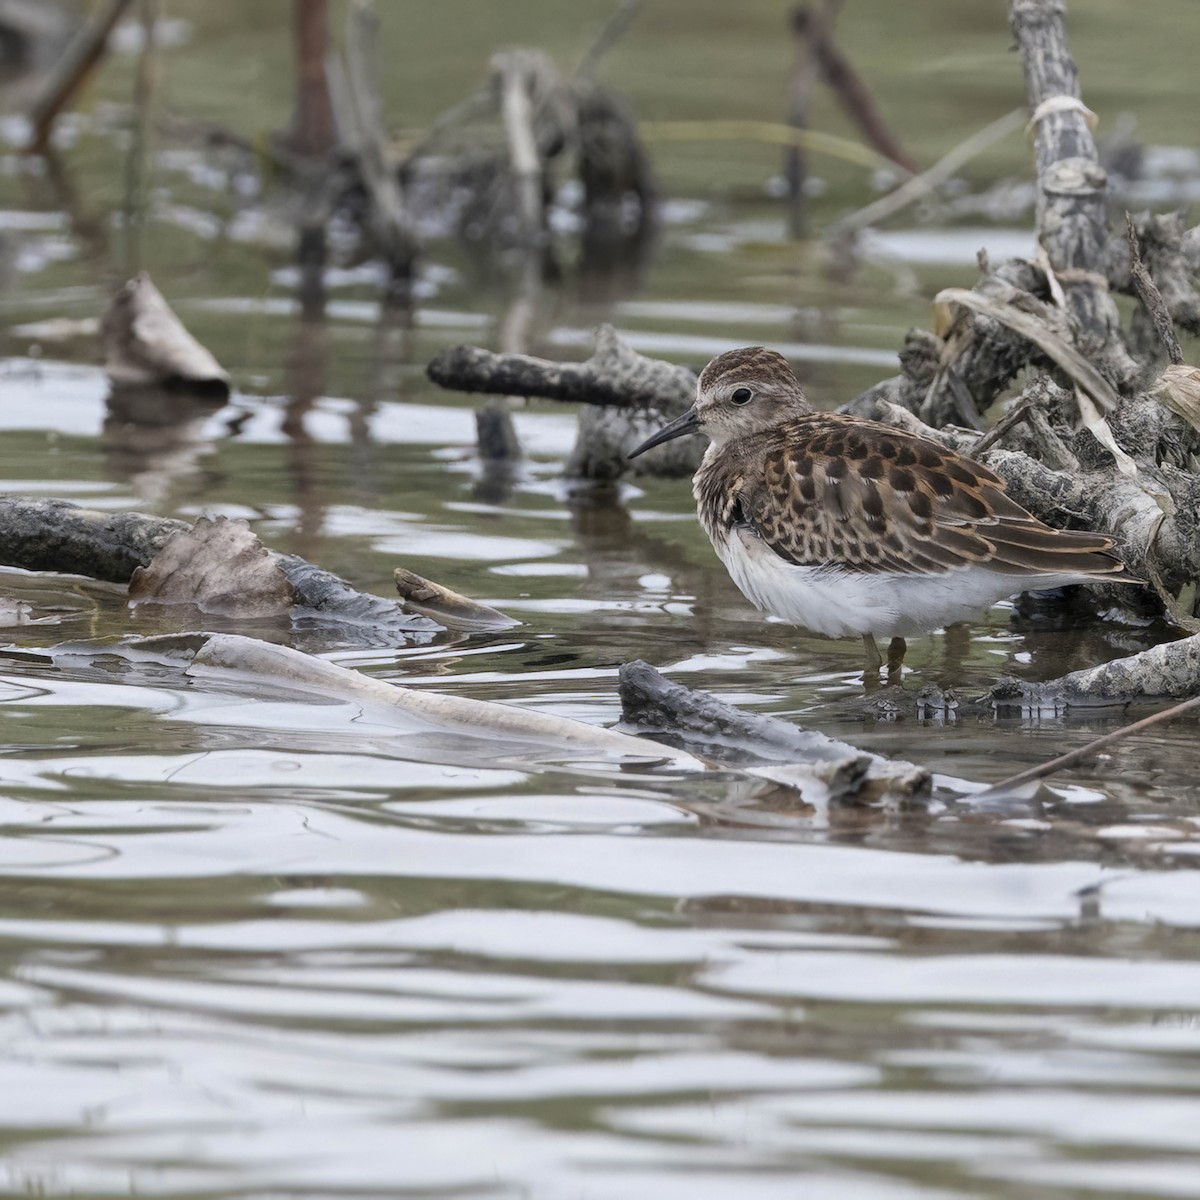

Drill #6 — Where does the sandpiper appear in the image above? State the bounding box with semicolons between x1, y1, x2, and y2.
629;346;1136;675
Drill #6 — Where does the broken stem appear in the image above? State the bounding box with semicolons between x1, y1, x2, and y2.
985;694;1200;794
1125;211;1186;365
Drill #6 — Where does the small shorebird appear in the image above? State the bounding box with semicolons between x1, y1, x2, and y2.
629;346;1136;676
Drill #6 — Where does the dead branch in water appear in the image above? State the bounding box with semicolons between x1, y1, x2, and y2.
285;0;336;160
428;326;693;410
992;631;1200;711
427;326;702;481
806;3;916;174
619;660;930;802
0;498;437;641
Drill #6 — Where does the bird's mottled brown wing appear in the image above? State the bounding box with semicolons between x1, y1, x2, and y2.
735;416;1128;578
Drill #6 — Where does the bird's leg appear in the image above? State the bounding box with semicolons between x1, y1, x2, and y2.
886;636;907;679
861;633;882;676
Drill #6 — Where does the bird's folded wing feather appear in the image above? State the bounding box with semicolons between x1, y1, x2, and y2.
741;418;1124;578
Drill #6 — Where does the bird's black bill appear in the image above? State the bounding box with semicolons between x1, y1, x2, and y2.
627;406;701;459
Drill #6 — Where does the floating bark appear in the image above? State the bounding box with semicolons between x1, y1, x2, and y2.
102;273;230;393
394;567;519;631
619;660;931;802
128;517;296;618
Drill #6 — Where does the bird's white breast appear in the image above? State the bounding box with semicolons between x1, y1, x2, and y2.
710;525;1087;639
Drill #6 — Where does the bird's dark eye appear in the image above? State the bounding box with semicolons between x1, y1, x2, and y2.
731;387;753;405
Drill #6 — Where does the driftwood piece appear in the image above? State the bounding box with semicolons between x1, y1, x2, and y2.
428;325;702;480
102;274;230;393
992;631;1200;711
1009;0;1138;386
0;498;432;638
618;660;931;801
428;325;692;410
188;634;702;766
128;517;296;617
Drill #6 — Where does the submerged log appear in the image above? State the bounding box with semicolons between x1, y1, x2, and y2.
0;498;433;639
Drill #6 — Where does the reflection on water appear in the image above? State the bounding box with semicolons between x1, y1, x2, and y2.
1;346;1198;1195
3;7;1200;1197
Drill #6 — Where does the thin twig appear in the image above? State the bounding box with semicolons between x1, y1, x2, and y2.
983;695;1200;795
1125;211;1185;365
830;107;1024;237
972;392;1035;455
639;120;909;176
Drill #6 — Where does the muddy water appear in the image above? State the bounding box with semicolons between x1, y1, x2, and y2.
3;5;1200;1198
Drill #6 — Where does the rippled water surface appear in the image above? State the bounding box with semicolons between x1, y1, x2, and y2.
2;3;1200;1197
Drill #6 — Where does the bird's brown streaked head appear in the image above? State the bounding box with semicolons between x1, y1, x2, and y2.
628;347;811;459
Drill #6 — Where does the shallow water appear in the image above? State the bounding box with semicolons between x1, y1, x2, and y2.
2;4;1200;1198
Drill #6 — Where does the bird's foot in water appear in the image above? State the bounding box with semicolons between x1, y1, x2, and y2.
862;635;907;687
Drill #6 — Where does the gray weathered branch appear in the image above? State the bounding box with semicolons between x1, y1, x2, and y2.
992;630;1200;710
1009;0;1138;386
427;325;702;481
